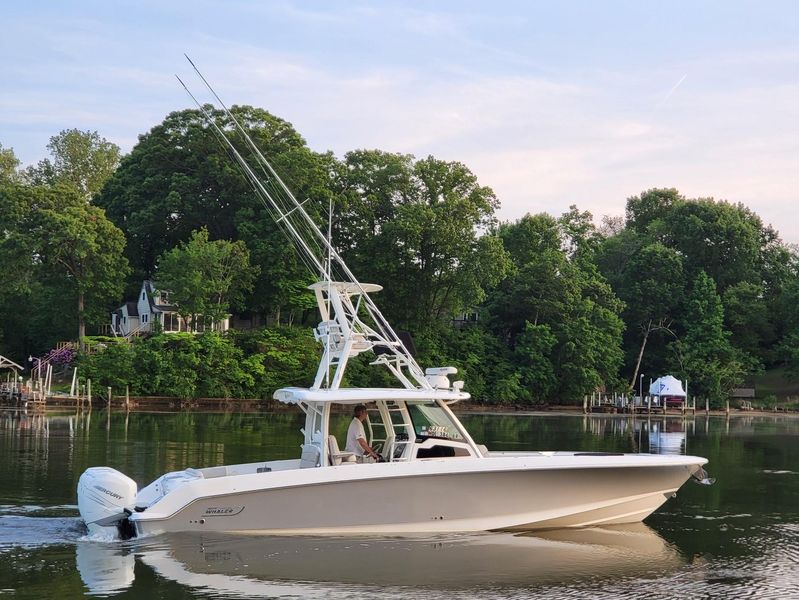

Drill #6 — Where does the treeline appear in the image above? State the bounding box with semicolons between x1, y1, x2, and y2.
1;107;798;405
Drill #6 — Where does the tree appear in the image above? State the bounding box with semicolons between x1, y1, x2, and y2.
625;188;683;235
602;188;795;383
34;191;130;344
597;239;685;386
513;322;557;402
679;271;743;404
558;204;603;260
23;129;120;200
155;228;257;329
776;268;799;380
655;199;762;292
95;106;331;318
0;143;20;183
0;183;129;349
336;151;508;330
722;281;773;370
489;213;625;403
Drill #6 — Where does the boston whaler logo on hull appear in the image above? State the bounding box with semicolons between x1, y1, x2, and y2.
203;505;244;517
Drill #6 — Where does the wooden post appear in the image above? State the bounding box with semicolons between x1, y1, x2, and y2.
583;395;588;414
125;385;130;412
87;379;92;411
107;386;112;409
705;397;709;416
725;400;730;416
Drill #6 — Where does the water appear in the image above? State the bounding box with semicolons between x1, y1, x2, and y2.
0;409;797;598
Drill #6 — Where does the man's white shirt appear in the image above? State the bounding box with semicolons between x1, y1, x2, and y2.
346;417;366;456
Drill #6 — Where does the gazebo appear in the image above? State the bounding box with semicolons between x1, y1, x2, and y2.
0;355;24;401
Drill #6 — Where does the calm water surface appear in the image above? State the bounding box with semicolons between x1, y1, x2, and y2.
0;409;797;599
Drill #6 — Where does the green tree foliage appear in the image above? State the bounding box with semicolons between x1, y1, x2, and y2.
155;227;257;328
599;188;795;386
0;183;129;353
78;329;316;399
722;281;774;369
488;213;625;403
596;236;686;385
34;194;130;343
410;322;517;403
776;270;799;379
678;271;744;403
6;109;799;404
95;106;331;318
0;143;20;183
23;129;120;200
513;322;557;402
336;150;509;330
232;327;319;396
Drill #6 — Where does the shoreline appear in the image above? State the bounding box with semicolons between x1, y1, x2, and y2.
2;397;797;419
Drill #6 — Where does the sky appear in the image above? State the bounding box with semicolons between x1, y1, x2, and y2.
2;0;799;242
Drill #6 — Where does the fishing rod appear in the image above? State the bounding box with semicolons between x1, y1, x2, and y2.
178;60;431;388
175;75;326;279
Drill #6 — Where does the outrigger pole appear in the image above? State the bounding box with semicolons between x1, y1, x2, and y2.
177;58;431;390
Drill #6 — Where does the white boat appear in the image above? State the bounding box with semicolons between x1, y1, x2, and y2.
77;64;712;540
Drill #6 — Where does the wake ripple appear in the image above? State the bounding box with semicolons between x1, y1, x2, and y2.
0;514;86;549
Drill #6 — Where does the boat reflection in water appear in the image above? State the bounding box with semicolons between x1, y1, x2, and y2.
584;416;690;456
77;524;684;597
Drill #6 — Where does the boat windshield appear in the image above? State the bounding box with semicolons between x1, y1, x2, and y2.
407;402;463;441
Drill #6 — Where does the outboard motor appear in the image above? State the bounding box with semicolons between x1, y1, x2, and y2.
78;467;138;539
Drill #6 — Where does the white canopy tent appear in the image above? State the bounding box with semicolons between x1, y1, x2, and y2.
649;375;686;397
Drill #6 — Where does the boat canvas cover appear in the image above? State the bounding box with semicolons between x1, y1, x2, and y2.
649;375;686;397
274;387;469;404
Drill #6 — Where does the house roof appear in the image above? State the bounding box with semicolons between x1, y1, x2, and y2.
143;280;178;313
144;280;157;313
125;301;139;316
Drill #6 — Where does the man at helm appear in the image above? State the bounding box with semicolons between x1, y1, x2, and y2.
345;404;380;461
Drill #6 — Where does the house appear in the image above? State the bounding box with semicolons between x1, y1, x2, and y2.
111;281;230;337
111;301;140;337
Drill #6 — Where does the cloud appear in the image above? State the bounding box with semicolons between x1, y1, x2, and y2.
3;2;799;244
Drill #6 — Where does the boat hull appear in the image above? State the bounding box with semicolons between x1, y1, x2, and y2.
130;454;705;536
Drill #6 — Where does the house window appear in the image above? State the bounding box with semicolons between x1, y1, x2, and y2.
123;316;127;324
142;314;148;324
159;291;169;304
164;313;178;332
142;291;146;300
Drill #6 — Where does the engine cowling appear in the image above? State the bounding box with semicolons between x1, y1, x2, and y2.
77;467;138;538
